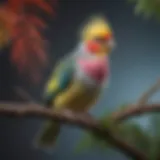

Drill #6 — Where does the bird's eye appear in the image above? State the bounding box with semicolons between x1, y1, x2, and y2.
94;34;112;44
94;37;106;43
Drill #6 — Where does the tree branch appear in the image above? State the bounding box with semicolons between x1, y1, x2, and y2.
0;102;147;160
112;104;160;122
10;79;160;160
137;79;160;105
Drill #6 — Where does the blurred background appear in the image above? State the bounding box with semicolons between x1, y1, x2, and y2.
0;0;160;160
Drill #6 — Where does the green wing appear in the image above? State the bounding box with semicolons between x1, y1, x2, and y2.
43;55;75;106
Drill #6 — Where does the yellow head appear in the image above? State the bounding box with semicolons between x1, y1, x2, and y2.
81;16;115;57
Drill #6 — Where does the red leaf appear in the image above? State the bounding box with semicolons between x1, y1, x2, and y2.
32;45;48;65
0;7;19;36
7;0;24;13
26;15;47;29
11;22;25;39
27;26;43;38
11;31;48;77
24;0;54;15
0;0;58;83
11;38;25;64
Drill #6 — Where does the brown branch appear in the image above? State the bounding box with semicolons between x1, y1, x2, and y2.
0;102;147;160
11;82;160;160
13;87;152;159
137;79;160;105
112;104;160;122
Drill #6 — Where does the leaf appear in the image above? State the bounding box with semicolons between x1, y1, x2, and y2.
26;15;47;29
7;0;24;13
0;0;56;83
74;113;117;155
150;114;160;136
7;0;56;15
100;114;151;152
75;109;152;156
10;30;48;83
25;0;55;15
130;0;160;21
148;114;160;159
11;38;30;73
96;103;129;132
74;131;111;155
134;0;146;15
0;7;18;45
74;132;97;154
118;122;151;153
0;24;10;48
140;0;155;19
99;115;116;131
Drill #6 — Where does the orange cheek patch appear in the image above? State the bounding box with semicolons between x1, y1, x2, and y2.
87;41;101;53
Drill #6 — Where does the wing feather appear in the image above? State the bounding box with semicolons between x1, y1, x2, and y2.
43;54;75;106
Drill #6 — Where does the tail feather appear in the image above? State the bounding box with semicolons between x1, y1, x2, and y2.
34;121;60;149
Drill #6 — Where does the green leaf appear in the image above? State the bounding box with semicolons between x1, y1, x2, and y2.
74;132;97;154
75;104;152;155
75;117;152;156
134;0;147;15
97;103;129;132
129;0;160;21
148;114;160;159
118;122;151;152
74;131;111;154
150;114;160;136
153;4;160;21
74;113;116;154
99;115;114;127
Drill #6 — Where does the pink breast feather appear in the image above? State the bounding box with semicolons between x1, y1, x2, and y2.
78;57;109;83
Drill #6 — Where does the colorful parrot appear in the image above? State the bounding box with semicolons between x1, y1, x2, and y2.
33;16;116;149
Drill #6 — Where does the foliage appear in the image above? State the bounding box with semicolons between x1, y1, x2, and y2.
75;102;160;160
0;0;57;83
148;114;160;160
74;104;152;157
75;121;152;155
119;123;151;153
74;109;114;154
128;0;160;20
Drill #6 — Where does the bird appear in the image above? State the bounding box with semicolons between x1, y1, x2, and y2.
33;15;116;149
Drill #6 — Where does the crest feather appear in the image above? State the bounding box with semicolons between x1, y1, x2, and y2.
80;15;113;41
